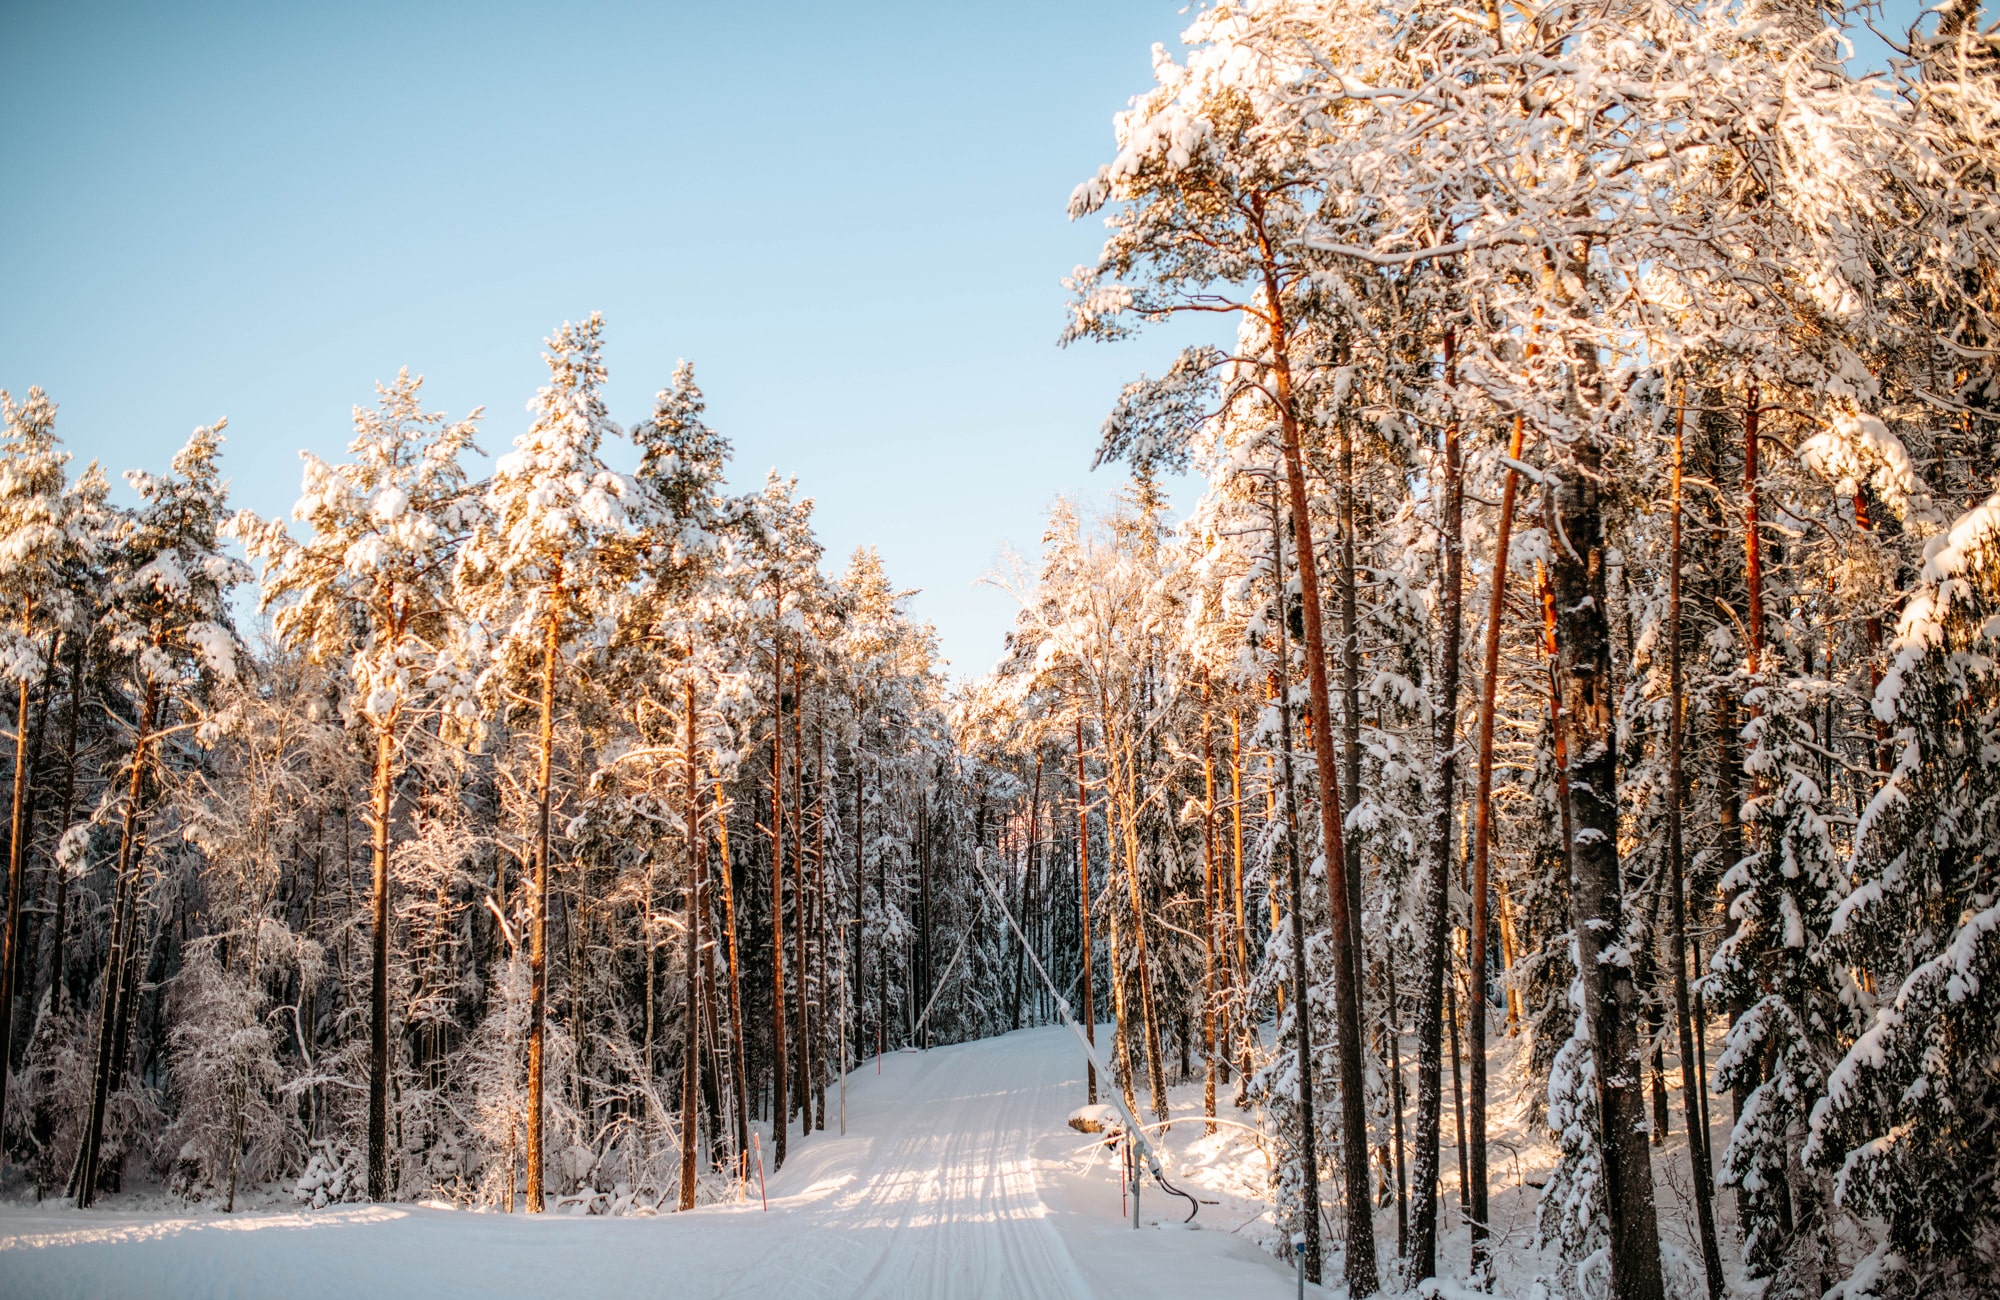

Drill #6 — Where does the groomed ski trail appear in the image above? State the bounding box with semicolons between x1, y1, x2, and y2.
0;1025;1295;1299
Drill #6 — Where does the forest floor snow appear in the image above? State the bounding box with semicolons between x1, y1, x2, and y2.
0;1023;1300;1299
0;1014;1742;1298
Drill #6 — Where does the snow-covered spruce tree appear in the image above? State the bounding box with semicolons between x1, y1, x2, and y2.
1803;493;2000;1298
1712;672;1858;1293
238;368;483;1201
162;666;331;1208
71;422;248;1205
455;313;636;1212
601;358;743;1207
1065;14;1382;1283
0;387;91;1137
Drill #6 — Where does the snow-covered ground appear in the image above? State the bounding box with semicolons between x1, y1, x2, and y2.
0;1024;1299;1299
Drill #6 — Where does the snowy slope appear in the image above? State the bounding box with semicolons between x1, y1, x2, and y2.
0;1025;1298;1299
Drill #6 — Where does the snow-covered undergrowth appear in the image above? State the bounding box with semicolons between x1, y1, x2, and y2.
1;1016;1750;1298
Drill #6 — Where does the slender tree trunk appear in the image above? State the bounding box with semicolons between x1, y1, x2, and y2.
1549;428;1666;1300
918;787;933;1046
1200;678;1218;1134
784;684;808;1128
1258;227;1377;1297
71;675;157;1207
1228;710;1251;1094
1449;977;1469;1226
1387;955;1409;1259
1466;412;1525;1270
1851;490;1891;775
1670;388;1726;1298
6;634;56;1074
715;774;749;1178
1075;714;1097;1105
811;716;828;1130
1015;752;1042;1032
1129;784;1169;1123
1743;384;1765;685
1337;400;1366;1001
0;603;39;1120
1105;890;1138;1118
851;744;865;1064
525;580;563;1213
790;682;808;1133
680;676;702;1210
42;634;85;1017
1267;481;1325;1284
367;719;395;1201
768;615;789;1171
1412;335;1466;1283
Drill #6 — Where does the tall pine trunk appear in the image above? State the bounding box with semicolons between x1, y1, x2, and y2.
71;675;157;1207
768;616;788;1171
1411;337;1467;1282
525;579;563;1213
41;634;85;1017
0;602;40;1120
1259;222;1377;1297
1670;388;1726;1296
790;688;807;1133
1200;679;1218;1134
1467;412;1526;1271
680;677;702;1210
1549;431;1666;1300
810;717;828;1130
367;719;395;1201
715;776;750;1177
1267;480;1324;1284
1228;711;1251;1094
1075;714;1097;1105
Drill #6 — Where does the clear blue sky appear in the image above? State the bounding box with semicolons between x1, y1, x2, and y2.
0;1;1934;676
1;0;1209;677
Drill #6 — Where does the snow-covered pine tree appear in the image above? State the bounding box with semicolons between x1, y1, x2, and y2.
239;367;483;1202
0;388;88;1134
456;313;636;1212
72;421;248;1205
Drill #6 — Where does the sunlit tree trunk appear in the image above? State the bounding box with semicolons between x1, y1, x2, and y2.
1266;480;1325;1284
40;634;85;1018
525;578;564;1213
715;774;749;1178
1256;210;1377;1297
680;676;702;1210
1549;409;1665;1300
1200;677;1218;1134
1075;713;1097;1105
71;675;158;1207
1466;412;1526;1271
1669;389;1726;1297
768;608;789;1170
1411;335;1466;1283
0;600;40;1121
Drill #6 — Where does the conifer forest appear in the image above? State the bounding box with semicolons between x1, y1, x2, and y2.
2;3;1998;1298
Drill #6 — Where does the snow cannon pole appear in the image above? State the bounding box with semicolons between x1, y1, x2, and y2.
969;848;1194;1223
911;921;979;1045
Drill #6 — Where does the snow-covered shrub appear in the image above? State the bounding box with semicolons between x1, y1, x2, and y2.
162;940;296;1201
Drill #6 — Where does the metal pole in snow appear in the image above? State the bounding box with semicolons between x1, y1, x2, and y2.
968;847;1168;1197
839;920;854;1136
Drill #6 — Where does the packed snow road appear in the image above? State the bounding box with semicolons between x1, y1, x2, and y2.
0;1025;1293;1299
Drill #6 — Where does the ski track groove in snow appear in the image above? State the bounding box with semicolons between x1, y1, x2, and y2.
0;1025;1289;1299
